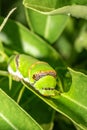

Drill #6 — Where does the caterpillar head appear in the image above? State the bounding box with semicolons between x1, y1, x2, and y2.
34;75;56;96
29;62;57;96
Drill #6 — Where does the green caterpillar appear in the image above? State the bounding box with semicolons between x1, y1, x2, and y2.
8;54;57;96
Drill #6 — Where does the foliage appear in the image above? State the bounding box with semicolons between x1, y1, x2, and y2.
0;0;87;130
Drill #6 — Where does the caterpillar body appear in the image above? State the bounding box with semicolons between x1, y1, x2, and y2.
8;54;57;96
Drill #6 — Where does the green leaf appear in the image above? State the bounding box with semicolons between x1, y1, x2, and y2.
46;5;87;20
71;0;87;5
0;77;54;130
0;17;64;67
23;68;87;130
23;0;87;19
0;88;42;130
25;9;68;43
55;35;72;59
23;0;87;10
23;0;72;11
75;25;87;52
20;90;55;130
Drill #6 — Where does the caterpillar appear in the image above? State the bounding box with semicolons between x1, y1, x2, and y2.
8;54;57;96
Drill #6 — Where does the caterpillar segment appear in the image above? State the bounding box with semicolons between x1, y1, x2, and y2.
8;54;57;96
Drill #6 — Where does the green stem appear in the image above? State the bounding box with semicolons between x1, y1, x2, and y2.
17;85;25;104
0;50;9;62
57;76;64;93
0;7;16;32
0;70;8;77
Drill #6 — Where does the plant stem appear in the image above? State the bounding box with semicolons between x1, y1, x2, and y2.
0;7;16;32
0;70;8;77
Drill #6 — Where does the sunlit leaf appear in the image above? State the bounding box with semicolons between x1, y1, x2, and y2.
0;17;64;67
25;9;68;43
22;68;87;130
0;89;42;130
23;0;87;19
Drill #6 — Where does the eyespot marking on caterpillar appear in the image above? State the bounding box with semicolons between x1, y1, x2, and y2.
33;70;56;81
